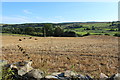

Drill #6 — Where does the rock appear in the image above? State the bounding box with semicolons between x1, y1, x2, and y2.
3;60;120;80
41;78;59;80
86;75;93;80
64;70;77;77
46;72;65;80
114;73;120;80
100;73;108;80
77;74;85;78
77;74;90;79
109;74;116;79
10;61;33;76
57;73;64;77
23;69;45;79
51;72;64;77
51;72;63;76
105;73;120;80
45;75;58;79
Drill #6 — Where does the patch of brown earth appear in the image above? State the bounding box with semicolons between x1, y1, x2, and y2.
1;35;119;78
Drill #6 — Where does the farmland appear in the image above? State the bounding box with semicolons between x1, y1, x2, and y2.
1;35;119;78
1;21;119;37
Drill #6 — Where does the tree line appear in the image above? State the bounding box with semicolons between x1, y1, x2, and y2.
1;21;120;37
2;23;78;37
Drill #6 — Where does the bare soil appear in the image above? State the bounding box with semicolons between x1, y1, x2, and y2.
1;35;119;78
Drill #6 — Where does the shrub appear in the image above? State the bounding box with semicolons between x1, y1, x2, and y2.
2;68;16;80
104;33;110;36
83;32;90;36
63;31;77;37
77;34;83;37
114;33;120;37
94;34;102;35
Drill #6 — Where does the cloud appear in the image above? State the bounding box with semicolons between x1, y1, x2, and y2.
23;10;32;14
2;16;32;24
2;15;116;24
1;15;66;24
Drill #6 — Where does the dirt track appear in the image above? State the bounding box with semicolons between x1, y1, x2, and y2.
1;35;119;78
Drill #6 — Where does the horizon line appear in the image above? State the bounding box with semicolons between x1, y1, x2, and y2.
1;20;118;24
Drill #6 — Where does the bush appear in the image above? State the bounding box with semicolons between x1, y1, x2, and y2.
77;34;83;37
2;68;16;80
85;28;91;30
94;34;102;35
83;32;90;36
114;33;120;37
104;33;110;36
63;31;77;37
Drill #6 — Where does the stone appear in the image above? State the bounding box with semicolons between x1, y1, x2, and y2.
57;73;64;77
64;70;77;77
86;75;93;80
51;72;64;77
45;75;58;79
114;73;120;80
10;61;33;76
46;72;65;80
23;69;45;79
77;74;89;79
109;74;116;79
51;72;63;76
100;73;108;80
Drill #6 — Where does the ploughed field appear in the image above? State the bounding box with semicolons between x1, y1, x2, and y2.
1;35;119;78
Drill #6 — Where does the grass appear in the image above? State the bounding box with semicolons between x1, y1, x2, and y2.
81;23;110;28
63;22;118;36
1;33;35;37
76;32;88;35
0;60;7;79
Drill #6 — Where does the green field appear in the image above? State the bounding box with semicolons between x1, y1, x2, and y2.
1;21;119;37
63;22;119;36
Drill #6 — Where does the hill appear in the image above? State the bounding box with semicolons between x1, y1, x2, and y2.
1;21;120;37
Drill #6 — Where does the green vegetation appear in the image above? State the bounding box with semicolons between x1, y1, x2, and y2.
2;68;16;80
114;32;120;37
1;21;120;37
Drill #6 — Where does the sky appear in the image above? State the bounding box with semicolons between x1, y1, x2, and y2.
1;2;118;24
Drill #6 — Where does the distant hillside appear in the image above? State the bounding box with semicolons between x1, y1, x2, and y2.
1;21;120;37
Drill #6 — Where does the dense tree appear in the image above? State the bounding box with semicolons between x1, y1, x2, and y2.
11;28;21;34
63;31;77;37
85;28;91;30
1;22;118;37
91;26;95;30
34;28;42;32
54;27;64;37
42;24;54;37
83;32;90;36
118;24;120;31
24;27;35;35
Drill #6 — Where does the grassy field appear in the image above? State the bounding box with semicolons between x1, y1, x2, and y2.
1;35;119;78
66;22;118;36
1;21;119;37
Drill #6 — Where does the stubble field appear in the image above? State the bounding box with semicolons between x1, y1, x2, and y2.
1;35;119;78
